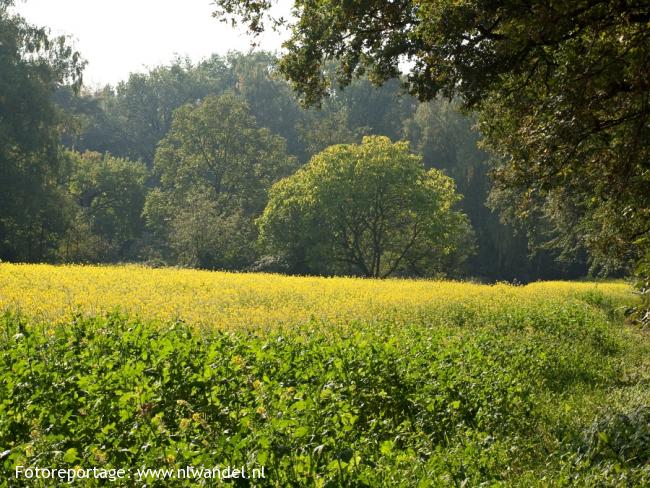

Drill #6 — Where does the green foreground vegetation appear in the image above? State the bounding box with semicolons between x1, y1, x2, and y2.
2;285;649;486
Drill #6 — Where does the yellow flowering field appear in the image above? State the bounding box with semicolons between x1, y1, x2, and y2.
2;264;649;486
0;263;633;330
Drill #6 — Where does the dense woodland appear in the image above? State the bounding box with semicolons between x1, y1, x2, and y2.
2;0;646;284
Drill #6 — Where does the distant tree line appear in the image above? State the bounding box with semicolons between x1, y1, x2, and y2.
1;1;595;281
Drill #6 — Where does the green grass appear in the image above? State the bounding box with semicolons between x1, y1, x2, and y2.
1;291;649;486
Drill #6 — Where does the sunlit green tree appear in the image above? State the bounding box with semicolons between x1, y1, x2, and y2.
259;136;474;277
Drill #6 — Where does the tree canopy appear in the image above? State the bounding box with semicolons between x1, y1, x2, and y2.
144;93;297;269
259;136;474;277
61;151;148;262
0;0;84;261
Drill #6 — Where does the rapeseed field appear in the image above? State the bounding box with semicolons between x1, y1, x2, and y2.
0;263;633;330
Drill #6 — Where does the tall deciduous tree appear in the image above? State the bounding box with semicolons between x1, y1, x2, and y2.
144;94;297;269
259;136;474;277
0;0;84;262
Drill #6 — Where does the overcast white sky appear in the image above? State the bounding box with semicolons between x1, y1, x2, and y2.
12;0;289;88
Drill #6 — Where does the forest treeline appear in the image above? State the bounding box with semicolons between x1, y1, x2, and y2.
2;3;591;281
